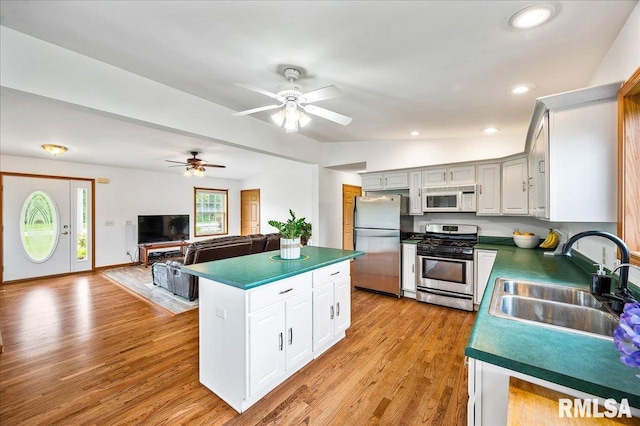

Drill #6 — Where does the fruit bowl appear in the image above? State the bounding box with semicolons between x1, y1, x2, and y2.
513;234;540;249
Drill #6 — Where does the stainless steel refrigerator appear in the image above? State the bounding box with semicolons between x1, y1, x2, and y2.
352;195;412;297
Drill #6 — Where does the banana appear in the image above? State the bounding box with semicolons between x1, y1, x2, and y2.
539;230;554;248
539;229;559;249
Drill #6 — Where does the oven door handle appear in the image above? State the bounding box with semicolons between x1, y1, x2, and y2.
418;288;473;299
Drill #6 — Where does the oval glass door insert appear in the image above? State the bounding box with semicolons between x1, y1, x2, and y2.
20;190;60;262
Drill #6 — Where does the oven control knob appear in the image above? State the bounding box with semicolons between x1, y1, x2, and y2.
454;248;463;254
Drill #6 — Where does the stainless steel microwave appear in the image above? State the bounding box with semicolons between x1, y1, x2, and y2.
423;185;477;212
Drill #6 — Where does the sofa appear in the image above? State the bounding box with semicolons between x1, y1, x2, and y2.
151;233;281;301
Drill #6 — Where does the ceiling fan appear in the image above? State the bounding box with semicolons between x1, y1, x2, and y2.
232;68;352;133
165;151;225;176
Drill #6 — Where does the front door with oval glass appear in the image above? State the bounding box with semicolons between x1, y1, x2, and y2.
2;176;92;281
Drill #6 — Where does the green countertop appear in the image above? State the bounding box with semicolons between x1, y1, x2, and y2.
467;243;640;407
182;246;364;290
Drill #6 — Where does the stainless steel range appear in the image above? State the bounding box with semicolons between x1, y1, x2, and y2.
416;224;478;311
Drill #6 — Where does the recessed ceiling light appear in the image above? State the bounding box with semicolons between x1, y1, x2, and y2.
410;130;420;136
509;5;555;30
510;84;536;94
483;127;499;134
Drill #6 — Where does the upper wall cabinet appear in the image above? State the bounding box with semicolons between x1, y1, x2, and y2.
525;82;620;222
501;157;528;215
361;172;409;191
422;165;476;186
408;171;423;215
476;163;501;215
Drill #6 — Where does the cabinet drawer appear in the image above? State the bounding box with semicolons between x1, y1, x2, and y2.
248;273;312;313
312;261;350;287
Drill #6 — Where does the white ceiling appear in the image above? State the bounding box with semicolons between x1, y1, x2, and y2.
0;1;636;178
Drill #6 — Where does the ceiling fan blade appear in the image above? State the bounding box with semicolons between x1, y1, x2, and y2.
298;85;344;104
232;104;283;116
201;163;226;168
167;164;188;168
235;83;286;103
165;160;189;165
301;104;353;126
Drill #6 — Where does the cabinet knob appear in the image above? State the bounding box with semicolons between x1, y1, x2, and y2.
522;181;526;192
288;327;293;345
279;332;283;351
336;302;340;316
330;306;335;320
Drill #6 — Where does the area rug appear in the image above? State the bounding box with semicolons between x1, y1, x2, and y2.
101;265;198;315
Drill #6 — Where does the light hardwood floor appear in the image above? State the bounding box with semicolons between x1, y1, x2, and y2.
0;272;474;425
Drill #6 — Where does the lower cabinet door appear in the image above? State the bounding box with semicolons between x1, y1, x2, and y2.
285;292;313;370
249;305;285;396
334;277;351;334
312;282;334;351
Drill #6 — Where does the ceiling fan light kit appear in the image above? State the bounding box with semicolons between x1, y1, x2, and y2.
233;67;352;133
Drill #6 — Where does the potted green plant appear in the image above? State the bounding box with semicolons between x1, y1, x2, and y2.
268;209;311;259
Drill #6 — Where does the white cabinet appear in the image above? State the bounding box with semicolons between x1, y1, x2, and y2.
248;291;312;397
422;165;476;186
312;261;351;356
525;83;618;222
408;171;423;214
473;249;497;307
501;157;528;215
476;164;501;215
198;260;352;413
401;243;417;298
528;115;548;218
361;172;409;191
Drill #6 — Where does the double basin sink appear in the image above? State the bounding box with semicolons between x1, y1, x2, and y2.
489;278;619;339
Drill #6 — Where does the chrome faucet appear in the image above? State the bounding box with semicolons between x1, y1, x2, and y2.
562;231;635;306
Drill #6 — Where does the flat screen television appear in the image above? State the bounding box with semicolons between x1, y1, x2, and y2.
137;215;190;244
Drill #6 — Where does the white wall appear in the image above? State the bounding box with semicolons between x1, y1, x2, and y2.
1;154;242;267
319;168;362;249
412;213;560;238
242;161;316;242
563;1;640;286
589;3;640;86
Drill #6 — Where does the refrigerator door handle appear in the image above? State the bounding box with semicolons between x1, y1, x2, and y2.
353;203;357;250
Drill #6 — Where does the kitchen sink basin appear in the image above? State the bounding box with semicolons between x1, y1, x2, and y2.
500;280;603;308
489;278;619;339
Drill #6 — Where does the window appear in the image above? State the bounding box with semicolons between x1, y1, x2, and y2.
618;66;640;266
20;190;59;262
194;187;228;237
76;187;88;261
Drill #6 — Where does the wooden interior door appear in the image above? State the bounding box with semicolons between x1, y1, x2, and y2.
241;189;260;235
342;184;362;249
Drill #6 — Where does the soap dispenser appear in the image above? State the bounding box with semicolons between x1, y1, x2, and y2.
591;263;611;296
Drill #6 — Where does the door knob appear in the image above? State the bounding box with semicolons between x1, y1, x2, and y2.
60;231;69;235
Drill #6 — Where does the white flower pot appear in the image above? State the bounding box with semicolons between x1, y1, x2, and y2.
280;237;301;259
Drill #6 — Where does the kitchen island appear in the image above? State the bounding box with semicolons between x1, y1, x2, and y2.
183;246;363;413
467;243;640;425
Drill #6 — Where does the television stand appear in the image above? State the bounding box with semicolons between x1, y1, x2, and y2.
138;241;189;267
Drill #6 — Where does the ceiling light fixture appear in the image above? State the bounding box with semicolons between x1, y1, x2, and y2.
184;166;205;177
509;5;555;29
483;127;500;134
271;100;311;133
510;84;536;94
410;131;420;136
42;144;68;156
